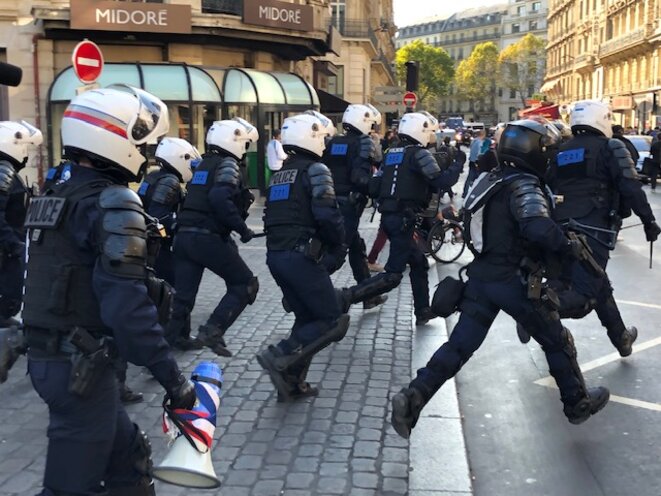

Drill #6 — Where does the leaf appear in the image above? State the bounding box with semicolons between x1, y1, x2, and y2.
395;40;454;105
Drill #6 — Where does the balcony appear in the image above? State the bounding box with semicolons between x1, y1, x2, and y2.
202;0;242;15
372;50;396;84
332;18;379;51
599;27;647;58
431;33;499;47
573;53;595;71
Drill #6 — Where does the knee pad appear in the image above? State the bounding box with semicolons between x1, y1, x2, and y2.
230;276;259;305
246;276;259;304
348;272;403;304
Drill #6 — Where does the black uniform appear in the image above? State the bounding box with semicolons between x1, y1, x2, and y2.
391;166;609;439
547;131;659;354
257;150;348;401
346;140;462;322
168;150;258;354
0;160;28;323
23;164;192;496
138;168;185;285
322;129;373;283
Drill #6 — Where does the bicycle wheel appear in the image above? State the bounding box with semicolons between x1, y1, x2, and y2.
427;220;466;263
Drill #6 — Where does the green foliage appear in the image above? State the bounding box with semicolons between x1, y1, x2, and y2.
395;40;454;105
498;33;547;107
454;42;500;111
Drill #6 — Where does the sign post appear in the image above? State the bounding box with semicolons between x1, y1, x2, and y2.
403;91;417;113
72;40;104;86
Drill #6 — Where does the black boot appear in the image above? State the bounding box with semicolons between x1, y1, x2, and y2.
119;382;144;404
415;307;437;326
516;322;531;344
196;323;232;357
564;387;610;425
612;326;638;357
363;294;388;310
391;387;426;439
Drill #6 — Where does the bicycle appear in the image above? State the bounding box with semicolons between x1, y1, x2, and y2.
414;204;467;264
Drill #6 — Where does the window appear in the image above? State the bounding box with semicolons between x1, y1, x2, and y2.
458;48;463;59
532;1;541;11
530;20;538;31
512;23;520;33
328;66;344;97
518;5;525;15
510;89;516;98
330;0;345;30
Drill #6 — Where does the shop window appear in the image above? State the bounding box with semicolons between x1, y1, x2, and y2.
328;66;344;98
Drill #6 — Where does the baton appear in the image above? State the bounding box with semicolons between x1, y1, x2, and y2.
650;241;654;270
620;222;644;230
253;231;267;238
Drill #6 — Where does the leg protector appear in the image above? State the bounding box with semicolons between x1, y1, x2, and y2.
348;272;403;304
106;428;154;495
557;288;595;320
196;322;232;357
246;276;259;304
391;387;426;439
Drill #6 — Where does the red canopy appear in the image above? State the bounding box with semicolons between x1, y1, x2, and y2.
519;103;560;120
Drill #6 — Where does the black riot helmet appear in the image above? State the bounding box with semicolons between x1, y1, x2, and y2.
497;117;562;178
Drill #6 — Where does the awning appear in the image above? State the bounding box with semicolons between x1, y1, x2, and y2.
540;80;561;95
316;89;351;114
519;104;560;120
220;68;319;106
49;63;222;103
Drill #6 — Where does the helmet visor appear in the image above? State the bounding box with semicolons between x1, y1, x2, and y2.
108;84;168;145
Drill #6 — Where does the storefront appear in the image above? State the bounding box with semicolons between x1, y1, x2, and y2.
47;63;319;191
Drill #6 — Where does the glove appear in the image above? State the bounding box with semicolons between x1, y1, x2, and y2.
240;228;255;244
166;373;197;410
644;221;661;242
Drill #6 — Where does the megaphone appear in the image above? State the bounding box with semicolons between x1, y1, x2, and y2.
153;362;223;489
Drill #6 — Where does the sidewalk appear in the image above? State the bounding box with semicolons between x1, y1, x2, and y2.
0;202;473;496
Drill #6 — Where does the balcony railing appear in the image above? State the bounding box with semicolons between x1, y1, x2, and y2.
202;0;242;15
430;32;500;47
373;50;396;83
332;18;378;49
599;27;646;57
573;53;595;69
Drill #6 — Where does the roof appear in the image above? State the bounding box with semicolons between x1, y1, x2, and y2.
397;4;509;34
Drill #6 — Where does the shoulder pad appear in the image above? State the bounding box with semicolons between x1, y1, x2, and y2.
607;139;638;179
508;174;550;220
358;134;376;161
414;148;441;180
214;157;241;186
308;162;336;206
152;174;181;206
464;171;505;211
0;162;16;194
98;185;148;279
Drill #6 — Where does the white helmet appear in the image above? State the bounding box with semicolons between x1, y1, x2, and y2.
281;112;335;158
206;117;258;160
342;104;382;135
0;120;42;169
570;100;613;138
155;137;201;183
304;110;338;137
398;112;438;147
61;84;169;181
493;122;507;144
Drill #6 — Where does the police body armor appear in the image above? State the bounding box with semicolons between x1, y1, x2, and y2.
138;168;182;214
552;135;613;224
178;153;251;233
323;134;357;197
378;146;431;213
264;156;317;251
0;161;29;238
22;179;113;332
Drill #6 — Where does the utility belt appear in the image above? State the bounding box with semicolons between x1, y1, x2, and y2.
292;236;324;262
26;326;114;398
379;198;422;214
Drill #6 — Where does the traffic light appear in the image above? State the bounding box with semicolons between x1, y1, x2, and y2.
405;61;419;92
653;92;658;113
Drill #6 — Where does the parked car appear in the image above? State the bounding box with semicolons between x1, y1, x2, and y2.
628;135;652;177
445;117;465;130
464;122;486;133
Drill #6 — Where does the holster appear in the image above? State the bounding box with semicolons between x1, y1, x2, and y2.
146;272;173;326
431;276;466;317
68;327;113;398
299;237;323;262
520;257;560;317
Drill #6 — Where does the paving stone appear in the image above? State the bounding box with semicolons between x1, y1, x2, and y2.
285;472;315;489
353;471;379;489
253;479;285;496
317;476;348;494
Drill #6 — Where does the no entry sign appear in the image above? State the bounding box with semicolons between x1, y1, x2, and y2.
403;91;417;108
72;40;104;85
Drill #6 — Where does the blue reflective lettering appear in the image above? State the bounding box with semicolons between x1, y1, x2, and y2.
384;151;405;166
137;182;149;196
331;143;349;155
557;148;585;167
269;184;290;201
191;170;209;185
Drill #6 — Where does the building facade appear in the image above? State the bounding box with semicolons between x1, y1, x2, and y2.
396;4;554;124
543;0;661;130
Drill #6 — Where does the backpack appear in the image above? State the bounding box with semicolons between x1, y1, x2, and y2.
462;171;507;255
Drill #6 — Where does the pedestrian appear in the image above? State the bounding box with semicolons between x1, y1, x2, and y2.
322;104;388;310
266;129;287;172
257;111;349;401
370;129;384;165
649;136;661;191
367;227;387;272
518;100;660;353
138;137;201;285
462;129;484;197
0;120;41;326
612;125;639;164
391;118;610;439
344;111;463;326
166;117;259;354
22;84;196;495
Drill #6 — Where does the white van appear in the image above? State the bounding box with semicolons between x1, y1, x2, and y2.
464;122;485;132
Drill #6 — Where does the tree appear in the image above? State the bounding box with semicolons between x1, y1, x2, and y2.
454;42;500;118
498;33;547;109
395;40;454;106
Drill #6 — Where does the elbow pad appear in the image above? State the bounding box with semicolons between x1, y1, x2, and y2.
214;157;241;186
0;162;16;194
607;139;638;179
151;174;181;206
309;162;337;208
415;148;441;180
509;175;551;220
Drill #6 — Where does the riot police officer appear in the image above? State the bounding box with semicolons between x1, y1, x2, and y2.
0;120;41;325
167;118;259;354
391;119;609;439
345;112;463;325
257;112;349;401
138;137;200;285
322;104;386;309
22;85;195;495
522;101;660;354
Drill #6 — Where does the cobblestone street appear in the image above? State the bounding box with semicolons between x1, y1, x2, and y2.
0;204;453;496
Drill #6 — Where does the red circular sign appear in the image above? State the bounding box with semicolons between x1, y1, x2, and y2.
72;40;104;84
403;91;417;108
